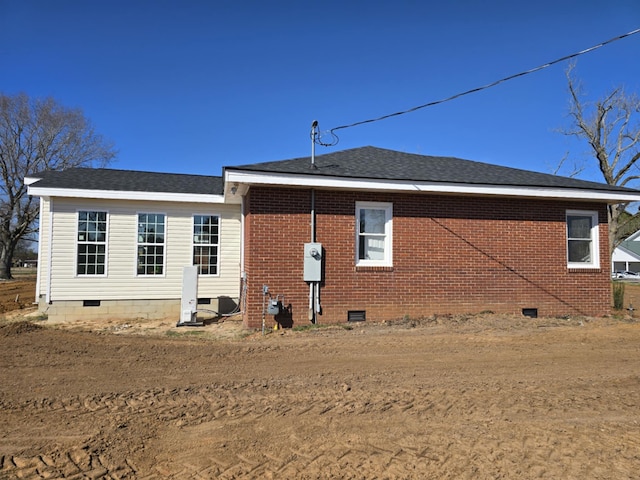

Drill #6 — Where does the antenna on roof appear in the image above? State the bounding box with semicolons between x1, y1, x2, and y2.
310;120;319;169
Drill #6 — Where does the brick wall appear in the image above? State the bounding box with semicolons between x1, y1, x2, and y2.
242;187;611;329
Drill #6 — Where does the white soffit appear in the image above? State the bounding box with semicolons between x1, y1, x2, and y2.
224;170;640;203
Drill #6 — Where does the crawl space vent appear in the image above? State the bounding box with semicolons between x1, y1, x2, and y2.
347;310;366;322
522;308;538;318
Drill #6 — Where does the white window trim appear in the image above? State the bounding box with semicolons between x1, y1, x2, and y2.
566;209;600;269
75;209;109;277
192;213;221;276
355;201;393;267
135;211;167;277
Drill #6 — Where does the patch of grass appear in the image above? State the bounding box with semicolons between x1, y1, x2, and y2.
292;324;324;332
291;324;310;332
10;267;37;279
166;330;205;338
291;323;356;333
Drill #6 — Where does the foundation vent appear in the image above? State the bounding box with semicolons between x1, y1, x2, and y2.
348;310;366;322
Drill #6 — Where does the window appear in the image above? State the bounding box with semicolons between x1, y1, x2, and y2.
193;215;220;275
77;211;107;275
137;213;165;275
356;202;392;266
566;210;599;268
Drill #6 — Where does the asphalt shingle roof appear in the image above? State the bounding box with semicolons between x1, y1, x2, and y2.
619;239;640;257
229;146;637;193
29;168;224;195
28;146;640;196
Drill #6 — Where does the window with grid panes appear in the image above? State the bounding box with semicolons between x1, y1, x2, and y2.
193;215;220;275
77;211;107;275
137;213;165;275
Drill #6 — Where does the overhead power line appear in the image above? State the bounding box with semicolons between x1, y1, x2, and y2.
315;28;640;147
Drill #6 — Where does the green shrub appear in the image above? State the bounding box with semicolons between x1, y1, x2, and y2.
613;281;625;310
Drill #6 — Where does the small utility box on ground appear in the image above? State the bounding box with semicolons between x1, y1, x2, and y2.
178;265;200;326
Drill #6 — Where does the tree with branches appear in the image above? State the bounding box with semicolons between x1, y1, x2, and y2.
0;93;116;279
564;64;640;255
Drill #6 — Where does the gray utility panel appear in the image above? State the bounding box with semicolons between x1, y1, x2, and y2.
303;242;323;282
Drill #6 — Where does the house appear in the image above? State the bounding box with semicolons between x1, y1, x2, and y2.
612;230;640;274
26;146;640;328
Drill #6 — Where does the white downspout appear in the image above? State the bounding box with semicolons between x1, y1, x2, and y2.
46;197;53;305
34;197;44;304
240;194;245;276
239;193;247;315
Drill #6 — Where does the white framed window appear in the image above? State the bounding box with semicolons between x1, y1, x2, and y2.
566;210;600;268
137;213;166;275
77;210;108;276
356;201;392;266
193;214;220;275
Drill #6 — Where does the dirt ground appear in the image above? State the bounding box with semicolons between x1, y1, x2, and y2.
0;270;39;315
1;277;640;479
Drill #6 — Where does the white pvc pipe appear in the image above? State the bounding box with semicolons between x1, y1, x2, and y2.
45;197;53;305
240;194;245;275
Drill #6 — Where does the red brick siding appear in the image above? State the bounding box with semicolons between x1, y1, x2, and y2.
243;187;611;329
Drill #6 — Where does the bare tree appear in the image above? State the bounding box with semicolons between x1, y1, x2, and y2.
564;64;640;255
551;151;585;178
0;93;116;279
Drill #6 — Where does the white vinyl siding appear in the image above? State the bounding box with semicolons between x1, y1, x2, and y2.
566;210;600;269
43;198;241;301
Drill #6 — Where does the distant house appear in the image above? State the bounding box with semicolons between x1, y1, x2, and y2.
612;230;640;274
18;260;38;268
26;146;640;327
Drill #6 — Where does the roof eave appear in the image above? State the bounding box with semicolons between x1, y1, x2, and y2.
224;170;640;203
27;186;226;204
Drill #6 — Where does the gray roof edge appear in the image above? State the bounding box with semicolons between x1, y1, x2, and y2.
31;166;222;180
27;167;224;196
227;146;638;194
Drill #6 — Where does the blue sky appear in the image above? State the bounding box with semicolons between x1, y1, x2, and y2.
1;1;639;183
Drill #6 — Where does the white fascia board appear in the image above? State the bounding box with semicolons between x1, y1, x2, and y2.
27;186;226;204
624;230;640;242
224;170;640;203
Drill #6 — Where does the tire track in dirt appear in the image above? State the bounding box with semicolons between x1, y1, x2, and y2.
2;373;640;479
3;318;640;478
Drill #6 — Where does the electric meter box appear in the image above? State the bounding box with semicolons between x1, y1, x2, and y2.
304;242;323;282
